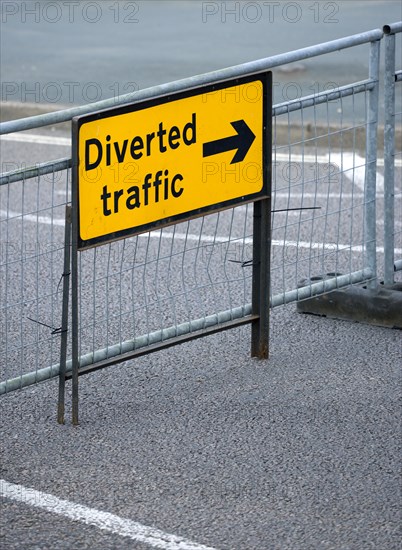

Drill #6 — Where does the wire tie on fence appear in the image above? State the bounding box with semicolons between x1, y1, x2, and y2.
271;207;321;213
228;259;255;268
51;327;67;336
56;271;71;293
227;209;322;269
27;316;64;335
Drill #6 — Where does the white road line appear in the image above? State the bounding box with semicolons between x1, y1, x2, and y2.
2;209;401;255
0;209;66;226
328;151;384;192
1;479;218;550
1;133;71;147
377;219;402;228
2;133;401;167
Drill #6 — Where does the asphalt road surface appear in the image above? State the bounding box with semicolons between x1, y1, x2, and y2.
0;125;401;549
1;1;402;546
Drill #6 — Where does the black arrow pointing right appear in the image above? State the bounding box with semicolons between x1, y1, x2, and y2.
202;120;256;164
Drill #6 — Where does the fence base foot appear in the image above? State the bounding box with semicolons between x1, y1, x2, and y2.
297;280;402;329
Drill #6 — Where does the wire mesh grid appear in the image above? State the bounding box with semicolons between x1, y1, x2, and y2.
271;85;372;298
0;76;390;392
76;206;255;361
0;168;70;386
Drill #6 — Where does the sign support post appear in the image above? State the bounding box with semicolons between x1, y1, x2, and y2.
251;197;271;359
71;136;80;426
57;205;72;424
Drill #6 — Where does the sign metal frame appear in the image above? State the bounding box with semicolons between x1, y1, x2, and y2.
60;70;272;424
72;71;271;250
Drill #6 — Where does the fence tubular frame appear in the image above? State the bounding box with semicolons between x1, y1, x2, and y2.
272;79;375;116
0;158;71;187
1;24;401;399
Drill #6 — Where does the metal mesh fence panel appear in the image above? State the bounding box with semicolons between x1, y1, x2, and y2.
0;169;70;389
271;85;373;301
0;86;378;392
1;26;400;395
75;206;255;363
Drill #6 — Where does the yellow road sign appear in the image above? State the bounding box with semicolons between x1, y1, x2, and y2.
73;71;271;249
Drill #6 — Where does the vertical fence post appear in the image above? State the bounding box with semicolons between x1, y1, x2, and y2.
383;26;396;286
364;39;381;289
57;205;72;425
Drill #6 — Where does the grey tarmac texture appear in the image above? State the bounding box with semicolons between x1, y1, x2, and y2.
2;4;402;545
1;116;401;549
1;304;401;550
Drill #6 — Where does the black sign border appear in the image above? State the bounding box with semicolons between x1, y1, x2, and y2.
72;71;272;250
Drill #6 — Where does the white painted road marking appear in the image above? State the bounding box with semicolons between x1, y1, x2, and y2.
0;209;66;226
1;209;401;255
328;151;384;192
1;479;218;550
1;133;71;147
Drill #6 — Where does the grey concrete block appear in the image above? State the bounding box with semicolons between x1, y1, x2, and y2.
297;278;402;329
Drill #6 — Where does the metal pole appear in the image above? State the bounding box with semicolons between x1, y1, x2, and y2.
251;197;271;359
71;138;79;426
383;27;396;286
364;39;380;289
57;206;72;424
0;158;71;187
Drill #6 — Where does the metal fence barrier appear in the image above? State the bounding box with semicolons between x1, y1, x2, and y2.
1;24;401;399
